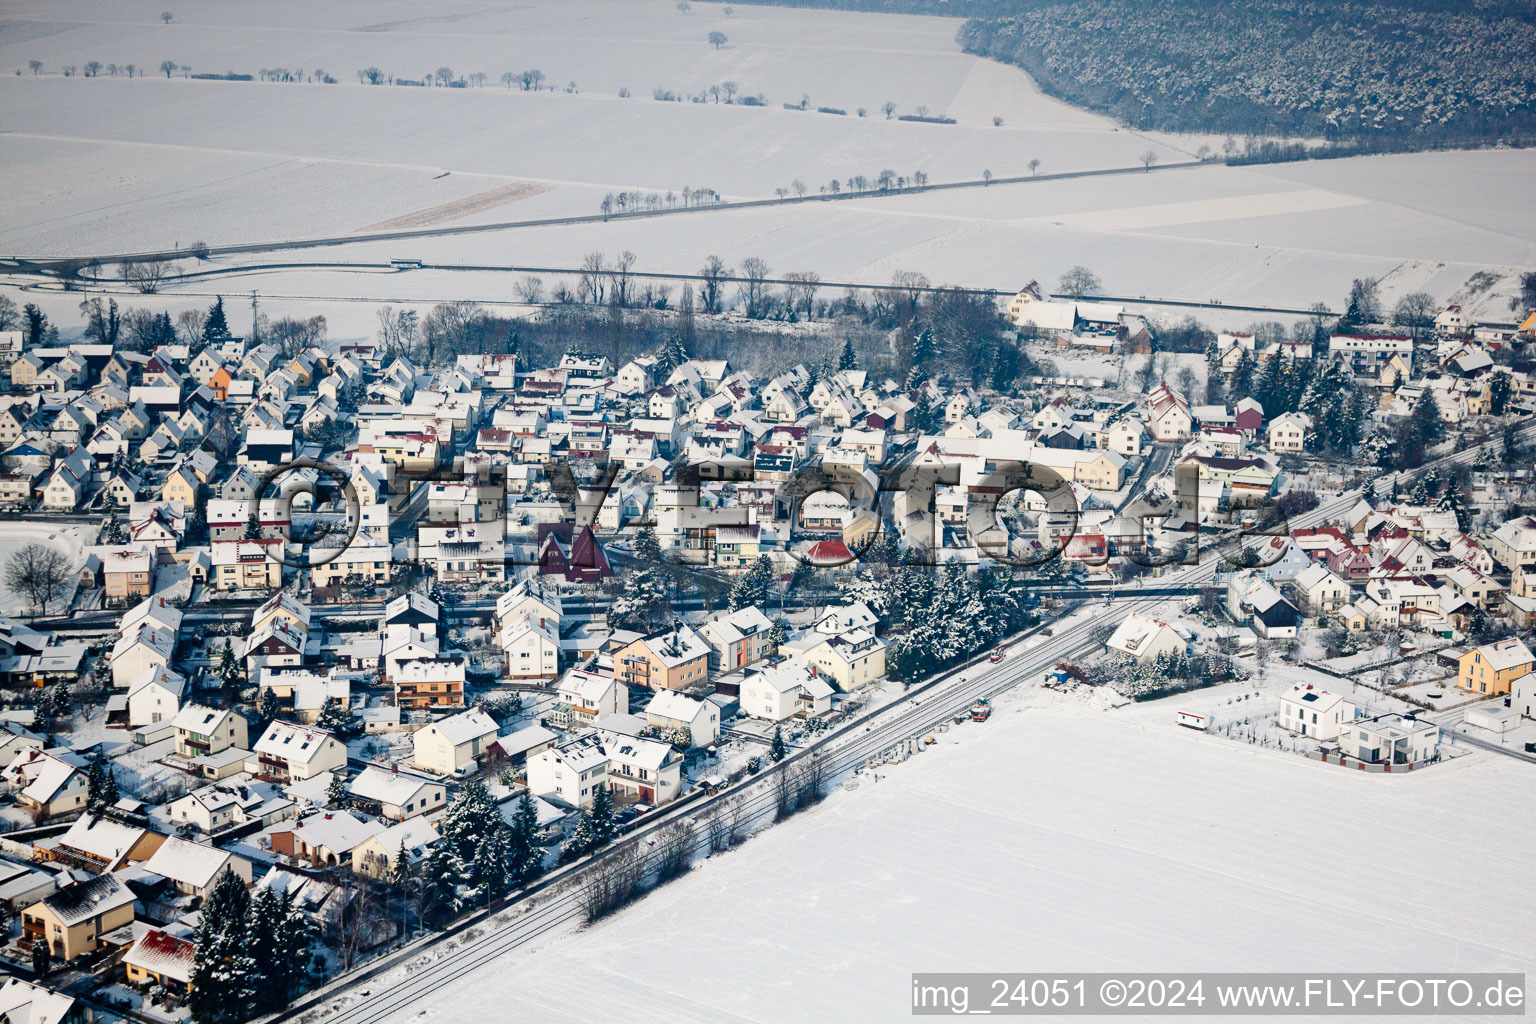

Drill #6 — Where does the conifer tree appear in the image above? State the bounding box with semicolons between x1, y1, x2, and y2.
769;725;787;762
837;337;858;371
507;789;543;883
189;869;256;1022
419;841;463;929
202;296;231;344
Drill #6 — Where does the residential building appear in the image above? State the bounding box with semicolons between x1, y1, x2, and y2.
23;874;135;960
1455;638;1534;696
411;709;499;776
1277;685;1355;741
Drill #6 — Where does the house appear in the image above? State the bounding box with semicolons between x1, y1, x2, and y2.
526;733;609;809
0;978;87;1024
211;542;283;591
613;625;711;691
346;766;446;821
271;810;385;869
172;704;249;760
1455;638;1533;696
126;665;186;727
250;721;346;781
6;749;89;819
550;670;628;729
123;929;195;997
166;776;294;834
644;690;720;747
1277;685;1355;741
240;619;306;674
786;629;886;691
1488;515;1536;571
1338;713;1440;765
1105;613;1186;662
110;620;175;687
411;709;499;776
499;616;560;681
595;728;682;806
495;578;562;641
23;873;136;960
142;836;253;897
102;549;154;601
393;656;466;709
739;660;834;721
51;815;164;873
1146;382;1193;441
697;605;776;672
1293;563;1350;615
351;817;440;880
1265;412;1312;453
252;591;312;635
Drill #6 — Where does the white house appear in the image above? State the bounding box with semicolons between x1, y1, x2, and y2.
595;728;682;806
126;665;186;727
1266;412;1312;453
739;661;834;721
526;733;609;809
1105;613;1186;663
786;629;886;691
1337;713;1440;765
644;690;720;747
551;670;628;729
499;616;560;681
1293;563;1350;615
1277;685;1355;741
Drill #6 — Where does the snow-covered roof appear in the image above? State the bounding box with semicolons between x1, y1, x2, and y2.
347;765;440;807
128;664;187;699
493;724;558;759
56;815;148;865
1471;637;1534;672
39;872;134;925
289;810;385;853
123;928;194;983
254;721;338;765
645;690;707;723
143;836;239;889
424;708;498;746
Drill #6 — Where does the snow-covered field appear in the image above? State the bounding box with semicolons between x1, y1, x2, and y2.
0;521;94;615
384;683;1534;1024
4;0;1533;340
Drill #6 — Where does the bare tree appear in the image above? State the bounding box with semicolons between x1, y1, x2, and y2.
579;251;606;304
611;250;637;307
1393;291;1437;341
159;60;177;78
175;308;206;345
499;71;515;88
676;0;691;10
890;270;930;312
881;101;896;118
5;544;72;617
784;271;821;321
1029;157;1041;177
578;844;647;923
721;80;738;102
794;753;828;808
83;60;102;77
982;168;993;186
434;66;454;86
775;187;788;202
791;178;806;199
160;10;173;23
121;257;172;293
468;71;487;88
1058;265;1102;299
707;31;728;49
698;255;729;314
739;257;771;319
653;819;697;882
28;60;42;75
519;68;545;90
515;275;544;304
1140;149;1159;171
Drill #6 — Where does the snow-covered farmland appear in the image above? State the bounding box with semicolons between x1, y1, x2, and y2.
374;686;1535;1024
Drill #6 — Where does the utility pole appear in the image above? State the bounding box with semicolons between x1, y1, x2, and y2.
250;290;260;343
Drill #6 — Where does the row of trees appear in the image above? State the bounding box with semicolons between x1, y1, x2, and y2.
188;872;312;1023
